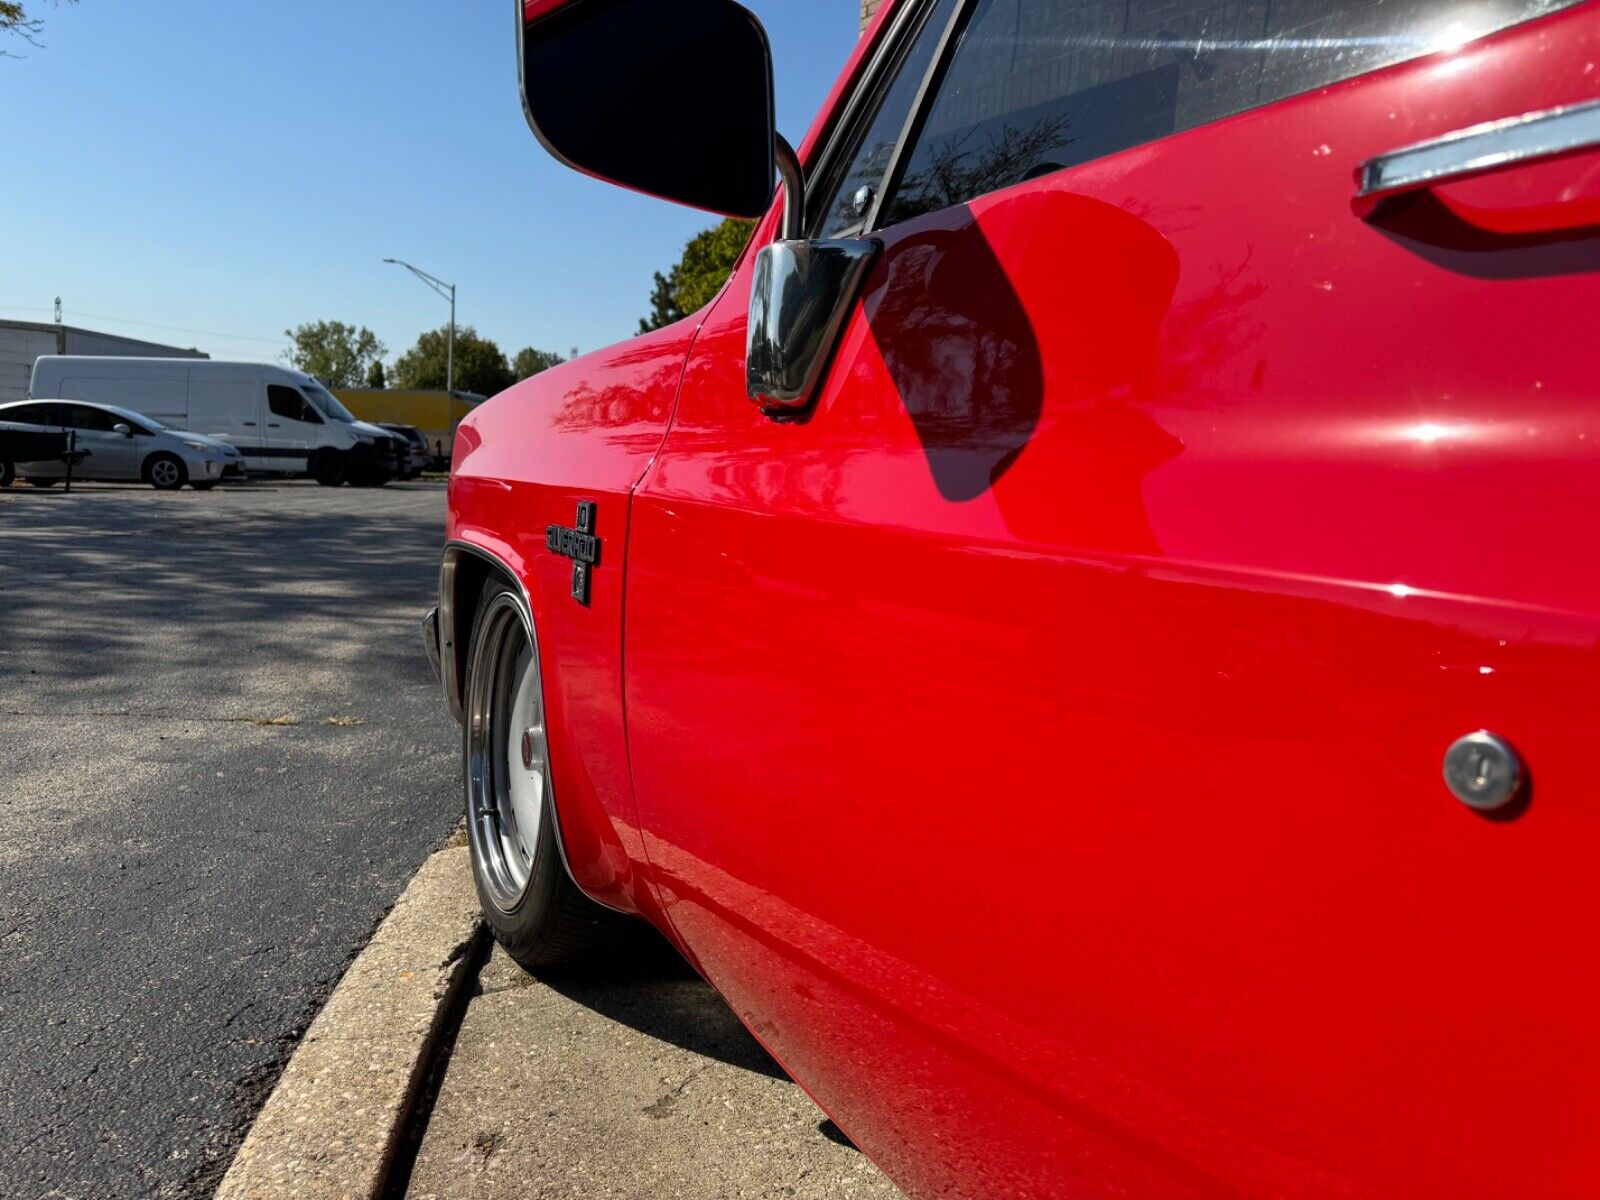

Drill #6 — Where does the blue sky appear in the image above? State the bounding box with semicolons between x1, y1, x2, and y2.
2;1;860;364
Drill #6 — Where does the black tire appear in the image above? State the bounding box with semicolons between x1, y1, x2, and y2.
462;578;630;969
25;477;58;488
191;481;218;491
0;461;13;488
145;453;187;491
309;450;346;487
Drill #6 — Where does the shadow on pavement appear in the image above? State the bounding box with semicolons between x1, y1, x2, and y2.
0;482;463;1200
0;483;445;713
534;929;792;1082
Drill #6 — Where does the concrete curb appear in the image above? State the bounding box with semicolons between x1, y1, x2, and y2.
216;844;485;1200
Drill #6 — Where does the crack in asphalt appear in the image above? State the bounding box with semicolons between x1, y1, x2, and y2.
642;1067;705;1119
2;709;352;725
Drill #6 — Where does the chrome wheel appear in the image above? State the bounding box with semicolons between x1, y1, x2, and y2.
465;591;549;912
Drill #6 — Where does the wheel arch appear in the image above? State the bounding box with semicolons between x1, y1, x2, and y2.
439;538;627;913
141;449;180;478
439;539;506;725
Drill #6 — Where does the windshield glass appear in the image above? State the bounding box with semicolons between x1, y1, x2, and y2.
300;380;355;423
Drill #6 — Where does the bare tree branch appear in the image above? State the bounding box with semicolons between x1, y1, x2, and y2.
2;1;75;59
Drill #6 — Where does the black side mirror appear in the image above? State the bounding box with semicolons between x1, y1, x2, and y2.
517;0;776;218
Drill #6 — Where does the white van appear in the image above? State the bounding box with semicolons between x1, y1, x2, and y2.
28;357;399;485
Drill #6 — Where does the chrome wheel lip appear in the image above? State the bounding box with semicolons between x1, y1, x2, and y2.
464;592;552;913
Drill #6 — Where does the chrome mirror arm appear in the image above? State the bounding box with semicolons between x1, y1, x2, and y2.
745;136;876;416
774;134;805;242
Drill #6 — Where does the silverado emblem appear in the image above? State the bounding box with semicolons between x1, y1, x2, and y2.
546;501;601;605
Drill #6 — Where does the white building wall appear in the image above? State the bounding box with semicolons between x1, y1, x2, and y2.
0;321;206;405
0;326;60;407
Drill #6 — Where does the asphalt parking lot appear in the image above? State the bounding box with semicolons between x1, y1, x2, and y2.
0;480;461;1199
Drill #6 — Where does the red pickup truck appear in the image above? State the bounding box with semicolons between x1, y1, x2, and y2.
426;1;1600;1195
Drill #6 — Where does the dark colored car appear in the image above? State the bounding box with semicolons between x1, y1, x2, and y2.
379;423;430;479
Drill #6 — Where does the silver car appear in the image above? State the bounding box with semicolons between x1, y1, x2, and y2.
0;399;242;491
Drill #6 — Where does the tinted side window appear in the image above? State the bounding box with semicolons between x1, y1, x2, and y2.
68;405;116;432
268;385;321;423
813;0;959;238
8;403;64;426
883;0;1580;225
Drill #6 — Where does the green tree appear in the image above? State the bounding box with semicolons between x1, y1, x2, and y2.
365;359;386;389
639;270;680;333
638;218;756;333
283;320;386;388
512;346;565;381
392;325;513;396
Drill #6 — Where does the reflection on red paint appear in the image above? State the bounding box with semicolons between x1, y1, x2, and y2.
453;4;1600;1197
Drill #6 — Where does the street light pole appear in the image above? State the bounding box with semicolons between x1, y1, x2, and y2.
383;257;457;394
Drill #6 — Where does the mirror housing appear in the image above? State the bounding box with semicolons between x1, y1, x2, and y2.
518;0;776;218
113;423;132;437
746;239;879;411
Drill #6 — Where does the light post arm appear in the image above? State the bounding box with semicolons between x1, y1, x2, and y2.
383;257;458;398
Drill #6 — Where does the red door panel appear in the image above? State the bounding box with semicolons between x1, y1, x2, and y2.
626;7;1600;1198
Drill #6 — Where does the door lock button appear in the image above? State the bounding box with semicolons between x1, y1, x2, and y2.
1443;731;1524;813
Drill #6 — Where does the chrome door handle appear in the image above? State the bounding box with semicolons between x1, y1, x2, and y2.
1358;98;1600;200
